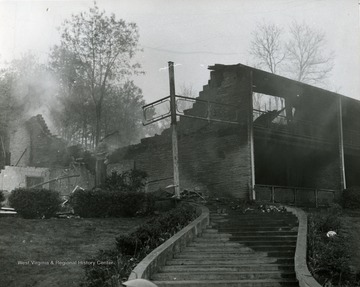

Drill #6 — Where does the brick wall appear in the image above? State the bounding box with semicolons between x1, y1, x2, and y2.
26;115;68;167
109;126;251;198
108;68;253;199
8;115;69;168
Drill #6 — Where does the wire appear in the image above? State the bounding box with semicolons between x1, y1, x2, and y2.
140;45;246;56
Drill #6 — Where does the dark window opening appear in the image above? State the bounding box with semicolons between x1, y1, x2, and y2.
26;176;44;188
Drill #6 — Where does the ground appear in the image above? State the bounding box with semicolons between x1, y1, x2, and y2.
0;216;149;287
341;210;360;272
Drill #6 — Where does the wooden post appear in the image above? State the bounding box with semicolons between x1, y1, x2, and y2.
338;95;346;190
168;61;180;199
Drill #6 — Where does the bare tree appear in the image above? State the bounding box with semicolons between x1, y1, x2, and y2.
250;23;286;74
250;21;334;86
285;21;334;84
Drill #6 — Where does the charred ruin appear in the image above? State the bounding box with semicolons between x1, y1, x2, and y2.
108;63;360;206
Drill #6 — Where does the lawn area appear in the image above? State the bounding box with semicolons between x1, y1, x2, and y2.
0;216;149;287
341;210;360;273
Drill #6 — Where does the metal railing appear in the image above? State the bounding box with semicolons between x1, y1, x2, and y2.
254;184;338;207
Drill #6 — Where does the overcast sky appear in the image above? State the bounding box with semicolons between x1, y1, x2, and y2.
0;0;359;105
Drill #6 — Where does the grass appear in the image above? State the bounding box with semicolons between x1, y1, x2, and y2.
307;207;360;286
0;216;149;287
340;210;360;273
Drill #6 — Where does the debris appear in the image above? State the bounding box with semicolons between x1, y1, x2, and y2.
243;207;255;213
180;189;205;201
258;204;286;213
326;231;337;238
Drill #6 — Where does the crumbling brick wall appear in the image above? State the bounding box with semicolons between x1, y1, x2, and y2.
26;115;68;167
108;68;253;198
9;115;68;168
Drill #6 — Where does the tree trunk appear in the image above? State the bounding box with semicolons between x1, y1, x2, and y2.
95;104;102;146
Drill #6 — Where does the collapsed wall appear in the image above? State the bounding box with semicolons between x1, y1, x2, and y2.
9;115;68;168
108;67;254;198
0;115;95;196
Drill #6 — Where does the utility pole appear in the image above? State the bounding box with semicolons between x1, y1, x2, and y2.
338;95;346;190
142;61;241;198
168;61;180;199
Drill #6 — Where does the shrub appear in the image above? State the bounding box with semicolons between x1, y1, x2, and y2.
69;188;155;218
8;188;61;219
342;186;360;209
104;169;147;192
116;203;196;255
0;190;4;207
81;203;197;286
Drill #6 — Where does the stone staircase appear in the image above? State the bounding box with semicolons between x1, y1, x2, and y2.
151;207;299;287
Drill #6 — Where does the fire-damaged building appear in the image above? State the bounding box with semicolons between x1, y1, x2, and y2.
0;114;94;196
108;63;360;207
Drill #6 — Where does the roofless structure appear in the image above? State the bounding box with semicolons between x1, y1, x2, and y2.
108;63;360;206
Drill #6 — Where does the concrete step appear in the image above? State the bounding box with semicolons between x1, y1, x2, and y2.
217;226;296;232
175;251;295;259
203;229;298;236
202;231;298;237
210;213;297;218
209;214;296;218
200;233;232;238
215;222;298;228
166;258;294;265
193;237;297;244
152;279;299;287
152;271;296;281
230;235;297;241
188;241;248;247
161;264;296;273
215;223;297;229
185;245;295;253
229;234;298;239
183;246;256;253
248;245;296;252
213;216;298;221
237;241;296;246
174;252;268;259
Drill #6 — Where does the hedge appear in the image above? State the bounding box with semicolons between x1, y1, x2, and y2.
8;188;61;219
0;190;4;207
80;203;197;287
69;189;155;218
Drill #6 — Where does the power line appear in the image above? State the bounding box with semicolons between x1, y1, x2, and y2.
140;45;246;56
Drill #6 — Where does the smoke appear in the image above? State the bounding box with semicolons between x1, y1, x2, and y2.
1;52;60;133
